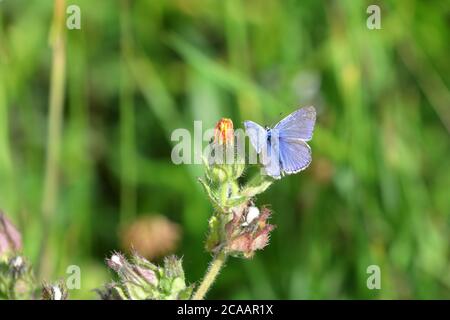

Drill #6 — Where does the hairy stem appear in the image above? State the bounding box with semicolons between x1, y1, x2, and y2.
192;251;227;300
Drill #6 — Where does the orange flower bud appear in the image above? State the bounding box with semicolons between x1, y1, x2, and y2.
214;118;234;145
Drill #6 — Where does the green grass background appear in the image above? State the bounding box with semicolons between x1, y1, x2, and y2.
0;0;449;299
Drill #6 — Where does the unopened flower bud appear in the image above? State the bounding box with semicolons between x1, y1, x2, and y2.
214;118;234;146
106;252;127;272
207;118;243;183
8;255;27;278
42;281;68;300
134;266;157;286
164;255;184;279
99;252;192;300
0;211;22;258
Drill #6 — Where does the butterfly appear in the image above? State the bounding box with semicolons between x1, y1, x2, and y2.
244;106;316;179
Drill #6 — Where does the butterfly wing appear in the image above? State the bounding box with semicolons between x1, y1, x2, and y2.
244;121;282;179
274;106;316;141
244;120;267;154
261;138;281;179
244;109;314;179
279;138;312;175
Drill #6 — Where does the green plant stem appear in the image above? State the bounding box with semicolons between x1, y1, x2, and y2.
38;0;66;278
192;251;227;300
119;0;136;226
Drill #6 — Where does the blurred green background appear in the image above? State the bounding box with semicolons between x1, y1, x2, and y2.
0;0;449;299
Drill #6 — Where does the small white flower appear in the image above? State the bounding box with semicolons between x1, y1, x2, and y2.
242;206;260;226
52;286;62;300
111;254;122;266
11;256;23;268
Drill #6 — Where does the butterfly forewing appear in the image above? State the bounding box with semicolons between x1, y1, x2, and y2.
274;106;316;141
244;121;267;154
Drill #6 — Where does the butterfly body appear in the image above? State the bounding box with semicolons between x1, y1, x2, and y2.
244;106;316;179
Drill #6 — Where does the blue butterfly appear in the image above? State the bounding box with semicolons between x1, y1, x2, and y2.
244;106;316;179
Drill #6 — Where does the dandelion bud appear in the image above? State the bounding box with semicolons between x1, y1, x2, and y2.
208;118;242;180
214;118;234;146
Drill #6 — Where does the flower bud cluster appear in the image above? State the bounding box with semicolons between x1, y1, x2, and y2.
99;252;193;300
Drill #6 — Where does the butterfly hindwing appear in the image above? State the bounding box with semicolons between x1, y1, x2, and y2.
262;135;281;179
279;138;312;175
